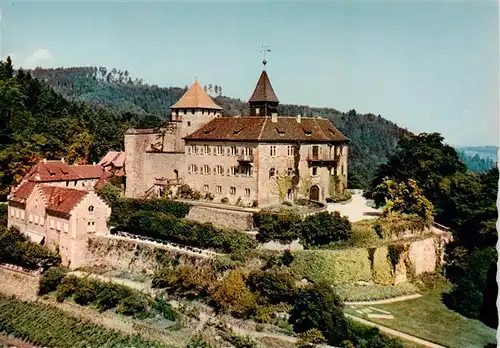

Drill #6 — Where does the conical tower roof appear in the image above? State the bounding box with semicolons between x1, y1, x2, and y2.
171;81;222;110
249;70;279;103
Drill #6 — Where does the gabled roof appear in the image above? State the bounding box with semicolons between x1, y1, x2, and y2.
9;181;36;203
171;81;223;110
248;70;279;104
98;151;125;168
22;160;106;182
40;186;88;215
184;116;349;143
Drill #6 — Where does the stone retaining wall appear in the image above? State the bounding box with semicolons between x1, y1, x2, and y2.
186;204;255;231
84;235;213;275
0;264;40;301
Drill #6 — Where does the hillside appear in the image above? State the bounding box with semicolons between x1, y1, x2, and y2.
30;66;411;187
457;150;496;173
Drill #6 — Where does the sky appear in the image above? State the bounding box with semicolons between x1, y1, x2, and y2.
0;0;498;146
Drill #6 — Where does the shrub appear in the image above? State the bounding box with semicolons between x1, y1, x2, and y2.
110;197;190;225
253;211;301;244
187;336;213;348
95;282;127;311
297;328;326;348
38;267;67;295
0;204;7;227
289;283;348;345
246;270;297;305
152;296;178;321
96;183;121;207
211;270;256;318
204;192;214;201
0;227;61;270
220;330;257;348
73;279;97;305
152;267;178;289
117;295;150;319
221;197;229;204
298;211;352;247
55;275;81;302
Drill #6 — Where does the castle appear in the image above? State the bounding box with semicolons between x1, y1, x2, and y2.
125;69;350;207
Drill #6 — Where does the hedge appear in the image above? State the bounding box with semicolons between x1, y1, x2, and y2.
119;210;256;254
291;249;372;285
110;197;190;225
0;295;175;348
371;247;394;285
333;283;419;302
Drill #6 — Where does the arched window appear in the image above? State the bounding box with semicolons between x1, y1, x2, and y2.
269;168;276;179
88;206;94;212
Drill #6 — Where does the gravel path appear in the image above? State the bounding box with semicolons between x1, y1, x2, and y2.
345;314;447;348
345;293;423;306
326;193;381;222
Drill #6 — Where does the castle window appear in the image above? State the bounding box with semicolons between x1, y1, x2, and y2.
56;221;61;231
216;166;224;175
312;167;318;176
29;214;33;223
35;215;39;225
66;181;69;187
216;146;223;155
202;165;210;174
21;211;25;219
64;223;68;233
204;145;210;154
200;146;204;155
230;146;237;156
287;168;293;176
230;187;236;195
245;147;251;156
40;217;44;226
245;188;251;196
341;165;344;175
287;145;294;157
270;145;276;157
203;185;209;192
189;164;198;174
187;121;191;127
269;167;276;179
216;186;222;194
188;146;192;155
193;146;198;155
230;167;236;176
191;109;195;114
243;166;253;177
88;206;94;212
50;219;54;229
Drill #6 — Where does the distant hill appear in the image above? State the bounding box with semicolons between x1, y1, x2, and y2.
29;66;412;188
456;147;497;173
455;146;498;162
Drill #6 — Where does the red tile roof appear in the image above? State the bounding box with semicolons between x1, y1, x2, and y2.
249;70;279;103
23;160;105;182
40;186;88;215
171;81;222;110
10;181;36;203
98;151;125;168
184;116;349;143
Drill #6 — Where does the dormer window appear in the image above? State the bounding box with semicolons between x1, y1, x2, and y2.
328;128;336;136
303;129;312;136
88;206;94;212
275;127;285;136
233;127;244;135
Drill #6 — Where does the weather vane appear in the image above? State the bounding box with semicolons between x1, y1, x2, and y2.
261;45;271;67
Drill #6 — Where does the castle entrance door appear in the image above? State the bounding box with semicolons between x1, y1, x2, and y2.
309;185;320;201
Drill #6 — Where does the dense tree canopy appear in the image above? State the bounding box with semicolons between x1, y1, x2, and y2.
0;59;162;199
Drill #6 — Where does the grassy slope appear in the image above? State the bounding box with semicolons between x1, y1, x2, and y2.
344;279;497;348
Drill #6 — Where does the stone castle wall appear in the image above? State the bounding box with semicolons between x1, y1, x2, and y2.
0;264;40;301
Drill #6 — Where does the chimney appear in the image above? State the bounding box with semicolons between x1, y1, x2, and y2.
271;113;278;123
297;114;301;123
43;158;47;164
93;162;96;166
61;158;65;163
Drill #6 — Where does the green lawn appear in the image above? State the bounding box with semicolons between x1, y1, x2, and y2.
344;279;497;348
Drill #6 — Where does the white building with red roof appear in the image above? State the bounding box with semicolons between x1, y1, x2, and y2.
7;158;112;269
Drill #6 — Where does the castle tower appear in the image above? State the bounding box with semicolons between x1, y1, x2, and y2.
170;81;223;152
248;70;279;116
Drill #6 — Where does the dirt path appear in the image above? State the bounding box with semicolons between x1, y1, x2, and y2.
345;314;447;348
345;293;423;306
